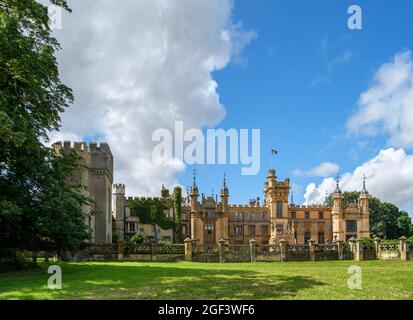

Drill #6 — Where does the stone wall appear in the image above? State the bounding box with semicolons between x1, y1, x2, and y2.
63;237;412;263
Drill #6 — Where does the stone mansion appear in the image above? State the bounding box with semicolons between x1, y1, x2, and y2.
53;141;370;246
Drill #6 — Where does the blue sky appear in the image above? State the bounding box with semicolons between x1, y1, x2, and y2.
54;0;413;214
178;0;413;209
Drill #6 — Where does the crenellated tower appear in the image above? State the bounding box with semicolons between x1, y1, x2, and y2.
264;169;292;244
52;141;113;244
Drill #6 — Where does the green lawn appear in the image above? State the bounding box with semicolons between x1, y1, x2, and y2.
0;260;412;300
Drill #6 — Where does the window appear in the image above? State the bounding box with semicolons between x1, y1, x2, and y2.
235;225;243;236
236;213;243;221
276;224;284;232
318;212;324;220
248;225;256;236
261;225;269;236
129;222;135;232
205;224;214;235
249;213;254;221
262;213;267;221
276;202;283;218
291;212;296;220
318;231;325;244
346;220;357;233
206;209;214;218
304;231;311;244
305;212;310;220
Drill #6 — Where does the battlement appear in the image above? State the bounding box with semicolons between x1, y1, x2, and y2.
89;142;112;155
289;204;331;210
126;196;161;202
52;141;112;155
229;205;264;209
113;183;126;195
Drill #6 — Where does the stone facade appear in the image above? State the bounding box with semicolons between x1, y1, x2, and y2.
113;168;370;245
177;169;370;245
52;141;113;244
56;141;370;246
112;184;174;243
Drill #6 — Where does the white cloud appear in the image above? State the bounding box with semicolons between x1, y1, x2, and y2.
47;0;255;196
304;148;413;213
347;50;413;148
293;162;339;178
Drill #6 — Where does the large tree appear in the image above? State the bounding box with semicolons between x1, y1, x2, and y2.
0;0;90;261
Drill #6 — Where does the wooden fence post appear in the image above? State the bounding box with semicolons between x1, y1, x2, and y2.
249;239;257;263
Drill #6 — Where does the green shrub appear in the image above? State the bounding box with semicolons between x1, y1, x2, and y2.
0;252;31;273
126;233;145;245
361;237;374;245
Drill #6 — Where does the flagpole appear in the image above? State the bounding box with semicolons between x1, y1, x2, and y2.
270;152;273;169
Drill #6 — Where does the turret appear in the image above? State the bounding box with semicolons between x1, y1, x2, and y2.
189;169;199;212
332;173;343;214
113;184;126;241
220;173;229;213
358;174;370;238
359;174;369;214
264;168;291;244
332;173;344;241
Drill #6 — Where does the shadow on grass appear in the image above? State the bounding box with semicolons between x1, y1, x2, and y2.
0;262;327;300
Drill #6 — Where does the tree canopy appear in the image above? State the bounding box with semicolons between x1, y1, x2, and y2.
0;0;91;261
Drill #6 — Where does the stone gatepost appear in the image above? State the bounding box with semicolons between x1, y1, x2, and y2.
349;237;356;253
117;240;124;261
355;238;364;261
184;238;193;261
219;239;226;263
400;236;407;261
309;240;316;261
374;237;381;260
337;241;344;260
249;239;257;263
151;241;158;261
280;239;287;262
32;252;38;265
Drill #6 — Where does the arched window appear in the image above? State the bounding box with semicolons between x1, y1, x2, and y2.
304;231;311;244
318;231;325;244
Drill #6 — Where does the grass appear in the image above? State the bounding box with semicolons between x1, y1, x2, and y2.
0;260;412;300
